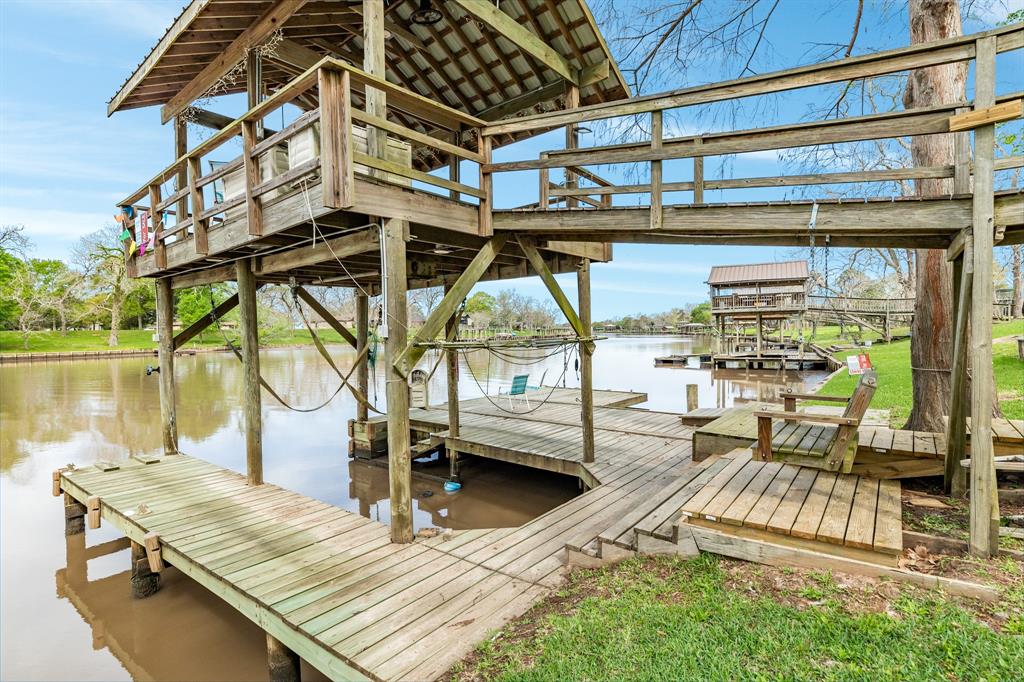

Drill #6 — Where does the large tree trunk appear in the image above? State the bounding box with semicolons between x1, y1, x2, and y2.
903;0;966;431
1012;244;1023;318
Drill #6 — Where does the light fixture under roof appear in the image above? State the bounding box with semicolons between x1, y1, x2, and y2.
409;0;442;26
431;244;453;255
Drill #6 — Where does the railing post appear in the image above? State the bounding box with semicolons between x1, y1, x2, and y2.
188;157;208;255
319;67;354;209
539;152;549;211
478;131;493;236
650;110;663;230
242;120;263;236
174;116;189;235
693;136;705;203
147;184;167;270
565;85;580;209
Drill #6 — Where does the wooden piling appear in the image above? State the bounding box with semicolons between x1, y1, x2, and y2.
143;531;164;573
267;633;301;682
356;293;370;423
130;540;160;599
236;258;263;486
86;495;101;529
968;35;999;558
64;493;85;537
578;258;595;464
686;384;699;413
156;277;178;455
383;218;413;544
445;283;461;478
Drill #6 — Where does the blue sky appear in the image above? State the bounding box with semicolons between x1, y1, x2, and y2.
1;0;1021;320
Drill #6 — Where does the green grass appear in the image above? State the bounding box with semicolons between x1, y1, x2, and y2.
817;320;1024;425
454;555;1024;682
0;328;357;353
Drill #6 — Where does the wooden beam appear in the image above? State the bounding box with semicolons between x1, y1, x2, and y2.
968;36;999;558
382;217;413;543
156;278;178;456
319;67;355;208
170;263;236;289
516;236;594;353
395;234;509;377
948;99;1022;131
173;292;240;350
161;1;310;123
236;257;263;486
578;258;594;463
295;286;358;349
355;293;369;422
451;1;578;85
256;227;378;275
944;249;971;496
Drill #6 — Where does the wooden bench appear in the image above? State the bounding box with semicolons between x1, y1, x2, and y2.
755;371;877;473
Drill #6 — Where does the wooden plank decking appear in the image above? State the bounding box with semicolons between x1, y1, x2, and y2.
58;389;921;681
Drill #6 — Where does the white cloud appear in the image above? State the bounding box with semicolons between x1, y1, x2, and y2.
0;206;112;241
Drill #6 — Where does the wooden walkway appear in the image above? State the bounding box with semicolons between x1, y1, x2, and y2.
58;388;927;681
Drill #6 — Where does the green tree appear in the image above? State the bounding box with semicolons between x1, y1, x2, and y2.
689;302;712;325
176;283;233;343
465;291;496;315
74;224;148;346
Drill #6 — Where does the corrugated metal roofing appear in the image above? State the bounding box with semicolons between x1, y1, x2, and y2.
707;260;809;286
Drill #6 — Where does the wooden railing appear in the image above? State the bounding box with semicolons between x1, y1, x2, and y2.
119;57;488;271
807;295;915;314
481;24;1023;225
712;292;807;311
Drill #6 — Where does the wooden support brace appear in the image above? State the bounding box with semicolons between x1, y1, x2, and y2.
143;532;163;573
86;496;101;529
948;99;1022;132
173;292;243;350
516;236;596;353
319;67;354;209
295;287;358;349
394;234;509;376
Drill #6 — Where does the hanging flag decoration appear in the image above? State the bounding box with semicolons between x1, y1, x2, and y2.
139;212;150;256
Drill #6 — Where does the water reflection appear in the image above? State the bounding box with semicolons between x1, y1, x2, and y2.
0;335;825;680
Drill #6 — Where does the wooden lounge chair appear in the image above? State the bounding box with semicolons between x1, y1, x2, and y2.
755;370;877;473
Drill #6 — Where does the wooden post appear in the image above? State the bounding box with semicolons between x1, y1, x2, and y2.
148;184;167;270
156;277;178;455
968;36;998;558
174;116;188;230
539;153;549;210
247;48;263;136
756;314;763;355
650;110;663;230
449;131;461;200
363;0;386;176
187;156;208;255
686;384;699;413
578;258;595;464
565;85;580;210
64;493;85;537
130;539;160;599
693;137;705;203
445;282;461;479
478;132;493;236
946;249;971;496
356;292;370;423
86;496;101;529
236;258;263;486
319;67;354;209
267;634;301;682
383;218;413;544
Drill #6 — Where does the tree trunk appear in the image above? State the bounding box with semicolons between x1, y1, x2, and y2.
903;0;965;432
1013;244;1023;318
108;287;123;347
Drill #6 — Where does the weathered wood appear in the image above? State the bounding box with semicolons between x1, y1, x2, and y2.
319;67;354;209
650;110;663;229
395;234;509;376
968;35;998;558
236;258;263;486
948;98;1022;131
256;227;378;275
160;0;310;123
478;134;493;236
578;259;595;464
693;139;705;203
86;495;101;529
147;184;168;270
267;634;301;682
187;156;209;255
383;218;413;544
241;120;263;237
143;531;164;573
130;539;160;598
363;0;386;180
516;237;594;353
356;293;370;423
451;0;578;84
945;251;971;495
295;287;358;349
156;278;178;455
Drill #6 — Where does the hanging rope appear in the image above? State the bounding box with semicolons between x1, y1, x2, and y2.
457;343;579;416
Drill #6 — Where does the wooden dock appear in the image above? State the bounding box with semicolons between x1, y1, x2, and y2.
59;388;1009;680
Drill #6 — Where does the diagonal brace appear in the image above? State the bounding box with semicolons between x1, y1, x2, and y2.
295;287;358;349
516;236;596;354
394;234;509;377
172;283;264;350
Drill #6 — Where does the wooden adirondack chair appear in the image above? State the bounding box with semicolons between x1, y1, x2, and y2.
755;370;877;473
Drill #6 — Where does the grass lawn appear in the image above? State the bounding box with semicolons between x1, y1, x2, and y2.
452;555;1023;682
817;320;1024;425
0;328;356;353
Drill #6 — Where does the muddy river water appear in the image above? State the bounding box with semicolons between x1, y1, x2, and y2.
0;336;825;680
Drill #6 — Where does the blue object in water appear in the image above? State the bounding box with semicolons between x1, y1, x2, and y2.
443;480;461;492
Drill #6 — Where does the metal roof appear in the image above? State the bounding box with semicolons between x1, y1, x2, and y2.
106;0;629;170
707;260;810;286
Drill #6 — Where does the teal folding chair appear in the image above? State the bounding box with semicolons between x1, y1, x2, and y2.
500;374;530;410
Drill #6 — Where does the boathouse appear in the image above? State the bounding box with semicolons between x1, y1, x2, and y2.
52;2;1024;679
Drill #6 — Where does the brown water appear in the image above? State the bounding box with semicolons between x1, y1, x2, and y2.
0;336;825;681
